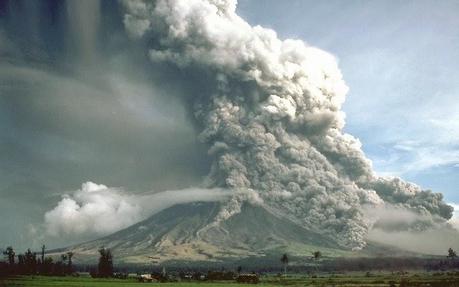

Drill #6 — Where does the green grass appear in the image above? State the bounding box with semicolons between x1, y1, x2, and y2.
2;276;249;287
2;272;459;287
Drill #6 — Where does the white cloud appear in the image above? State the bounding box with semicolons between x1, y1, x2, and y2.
44;182;143;237
364;99;459;177
44;182;230;238
371;135;459;177
397;145;459;174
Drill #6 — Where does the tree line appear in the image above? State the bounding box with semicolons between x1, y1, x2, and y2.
0;245;114;278
277;248;459;275
0;245;73;277
2;245;457;278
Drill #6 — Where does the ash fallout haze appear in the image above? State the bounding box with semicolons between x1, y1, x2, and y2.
0;0;458;258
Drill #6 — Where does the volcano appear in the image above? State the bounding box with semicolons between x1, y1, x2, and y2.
39;0;455;259
63;202;413;265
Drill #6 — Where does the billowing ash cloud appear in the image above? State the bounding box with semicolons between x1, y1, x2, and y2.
45;182;229;238
121;0;454;249
449;203;459;231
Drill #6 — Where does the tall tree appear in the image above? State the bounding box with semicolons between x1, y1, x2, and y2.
280;253;289;276
313;251;322;261
3;246;15;265
24;249;37;275
312;251;322;273
447;248;457;259
67;252;74;274
98;247;113;277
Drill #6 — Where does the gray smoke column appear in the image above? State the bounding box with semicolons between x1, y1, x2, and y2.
121;0;453;249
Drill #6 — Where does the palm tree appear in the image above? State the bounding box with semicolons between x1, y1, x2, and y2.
313;251;321;261
312;251;322;273
280;253;289;276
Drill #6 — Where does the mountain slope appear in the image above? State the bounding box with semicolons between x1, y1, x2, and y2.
65;202;414;264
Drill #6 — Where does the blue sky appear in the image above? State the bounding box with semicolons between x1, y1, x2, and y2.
238;0;459;203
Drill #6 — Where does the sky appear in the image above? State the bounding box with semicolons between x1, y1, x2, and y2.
237;0;459;203
0;0;458;250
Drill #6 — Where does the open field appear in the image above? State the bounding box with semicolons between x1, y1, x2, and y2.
2;277;246;287
2;272;459;287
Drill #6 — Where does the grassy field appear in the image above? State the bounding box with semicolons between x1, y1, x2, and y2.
2;276;249;287
1;272;459;287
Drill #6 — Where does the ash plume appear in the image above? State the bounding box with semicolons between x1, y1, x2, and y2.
121;0;453;249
